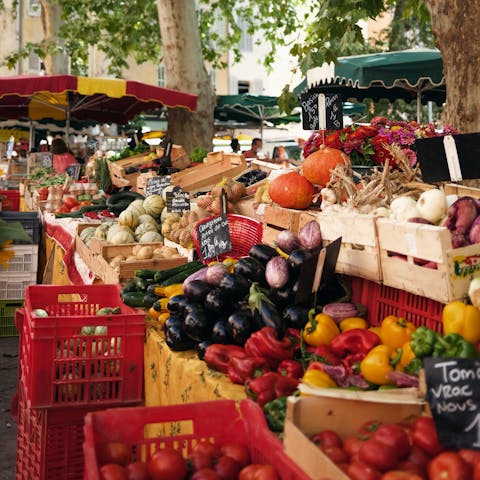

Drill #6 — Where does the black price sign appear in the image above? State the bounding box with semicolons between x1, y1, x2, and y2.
196;215;232;261
166;187;190;213
424;357;480;450
300;92;343;131
146;175;170;196
66;164;81;180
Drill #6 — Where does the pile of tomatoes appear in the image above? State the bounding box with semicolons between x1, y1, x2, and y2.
312;416;480;480
55;195;93;214
99;440;280;480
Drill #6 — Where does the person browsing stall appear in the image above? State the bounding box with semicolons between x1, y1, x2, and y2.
243;137;263;159
51;138;78;174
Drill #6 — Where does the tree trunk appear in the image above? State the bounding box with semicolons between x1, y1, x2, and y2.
39;0;69;74
425;1;480;132
156;0;214;154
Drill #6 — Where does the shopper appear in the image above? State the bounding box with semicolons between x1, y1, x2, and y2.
51;137;78;173
243;138;263;159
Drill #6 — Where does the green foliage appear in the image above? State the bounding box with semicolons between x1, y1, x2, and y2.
277;85;298;115
189;147;208;163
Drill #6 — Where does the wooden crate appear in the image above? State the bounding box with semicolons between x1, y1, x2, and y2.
170;153;248;192
444;182;480;197
107;153;148;188
259;204;303;233
377;217;480;303
299;210;382;282
156;144;191;170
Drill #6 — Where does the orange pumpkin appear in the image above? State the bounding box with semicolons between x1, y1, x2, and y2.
302;144;349;186
268;171;314;210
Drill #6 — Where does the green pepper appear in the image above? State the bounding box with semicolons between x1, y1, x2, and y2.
433;333;478;359
263;396;287;432
404;357;423;375
410;326;438;358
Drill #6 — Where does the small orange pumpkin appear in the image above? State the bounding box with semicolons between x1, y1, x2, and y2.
302;144;349;186
268;171;314;210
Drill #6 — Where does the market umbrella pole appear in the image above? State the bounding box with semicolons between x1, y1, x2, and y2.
417;92;421;123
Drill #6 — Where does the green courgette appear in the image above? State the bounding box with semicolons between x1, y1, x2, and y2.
153;261;203;283
121;291;145;308
143;293;161;309
121;279;138;295
135;269;158;280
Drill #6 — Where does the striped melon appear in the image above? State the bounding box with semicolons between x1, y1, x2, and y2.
110;230;135;245
107;224;133;243
119;209;140;229
139;231;163;244
134;222;157;241
143;194;165;217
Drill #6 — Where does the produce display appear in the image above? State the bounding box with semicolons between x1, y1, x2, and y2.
97;439;280;480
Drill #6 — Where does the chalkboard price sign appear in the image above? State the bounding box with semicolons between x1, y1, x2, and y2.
166;187;190;213
146;175;171;196
196;215;232;261
424;357;480;450
300;92;343;131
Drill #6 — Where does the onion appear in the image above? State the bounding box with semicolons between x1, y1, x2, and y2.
265;256;290;289
416;189;447;224
298;220;322;249
205;263;229;286
468;276;480;309
276;229;301;253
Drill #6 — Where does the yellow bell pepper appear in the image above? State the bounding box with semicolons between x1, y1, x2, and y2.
302;369;337;388
340;317;368;332
369;326;381;336
442;300;480;343
379;315;416;350
302;312;340;347
360;345;395;385
399;341;416;369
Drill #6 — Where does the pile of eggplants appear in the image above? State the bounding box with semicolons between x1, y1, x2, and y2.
164;221;330;355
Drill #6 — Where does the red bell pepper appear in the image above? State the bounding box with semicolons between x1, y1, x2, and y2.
244;327;296;368
245;371;299;407
204;344;246;374
411;416;444;457
277;359;303;379
329;329;380;358
307;344;342;365
342;352;366;376
227;356;271;385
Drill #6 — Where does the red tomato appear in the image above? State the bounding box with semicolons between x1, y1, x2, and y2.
189;452;213;471
192;441;221;459
381;471;424;480
347;460;382;480
428;451;471;480
405;446;431;471
102;442;130;467
220;443;250;468
458;448;480;466
474;462;480;480
411;417;444;457
70;205;81;211
373;424;411;460
148;448;187;480
214;455;241;480
100;464;128;480
238;464;279;480
311;430;343;449
55;205;70;213
396;460;427;478
191;469;221;480
321;446;349;464
359;439;398;471
64;196;79;208
344;436;365;458
357;420;383;439
125;461;149;480
79;200;92;206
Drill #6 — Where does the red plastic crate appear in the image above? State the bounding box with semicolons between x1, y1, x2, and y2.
16;383;129;480
350;277;444;332
21;284;145;408
83;399;310;480
0;189;20;211
193;213;263;262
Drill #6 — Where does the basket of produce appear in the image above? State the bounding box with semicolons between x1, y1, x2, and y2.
20;284;145;408
83;399;310;480
192;213;263;262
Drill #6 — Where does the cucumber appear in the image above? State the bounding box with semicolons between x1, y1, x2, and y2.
143;293;161;309
121;292;146;308
153;261;203;283
121;279;138;295
135;269;158;280
134;277;148;292
160;265;205;286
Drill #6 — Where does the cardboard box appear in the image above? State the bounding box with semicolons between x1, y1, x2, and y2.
299;210;382;282
284;396;424;480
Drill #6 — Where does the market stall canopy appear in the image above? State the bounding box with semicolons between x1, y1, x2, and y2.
294;48;445;121
0;75;198;125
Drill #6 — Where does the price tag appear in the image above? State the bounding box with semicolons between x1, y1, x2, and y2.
166;187;190;213
146;175;170;197
196;215;232;261
300;91;343;130
424;357;480;450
